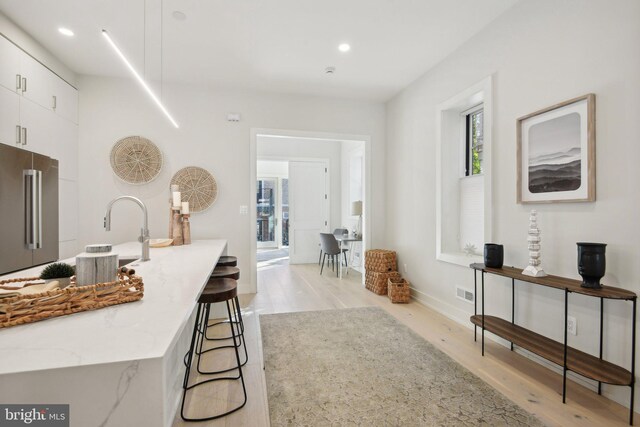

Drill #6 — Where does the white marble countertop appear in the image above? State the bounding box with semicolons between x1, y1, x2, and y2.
0;239;226;375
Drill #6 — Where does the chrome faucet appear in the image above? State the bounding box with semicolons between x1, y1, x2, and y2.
104;196;150;262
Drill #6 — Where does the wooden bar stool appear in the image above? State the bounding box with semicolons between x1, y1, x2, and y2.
211;266;240;280
196;278;248;373
181;278;247;422
206;266;243;337
217;255;237;267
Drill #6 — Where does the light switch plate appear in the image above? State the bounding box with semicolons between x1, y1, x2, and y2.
239;205;248;215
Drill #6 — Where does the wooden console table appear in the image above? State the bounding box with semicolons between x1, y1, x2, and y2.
470;263;637;425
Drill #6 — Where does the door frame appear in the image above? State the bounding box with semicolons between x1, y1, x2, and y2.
250;129;372;294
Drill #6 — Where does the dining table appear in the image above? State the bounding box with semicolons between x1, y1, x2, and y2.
334;233;363;279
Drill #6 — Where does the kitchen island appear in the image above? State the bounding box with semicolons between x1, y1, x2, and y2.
0;239;227;427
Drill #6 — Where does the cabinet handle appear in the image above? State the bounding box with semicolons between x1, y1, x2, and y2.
16;74;21;91
21;127;27;146
52;95;57;110
22;77;27;93
16;125;21;145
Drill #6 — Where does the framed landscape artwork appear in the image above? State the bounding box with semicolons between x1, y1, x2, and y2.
517;94;595;203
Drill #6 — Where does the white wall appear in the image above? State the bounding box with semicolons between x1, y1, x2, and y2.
257;159;288;178
258;136;342;231
0;12;77;86
78;76;386;293
386;0;640;408
341;140;365;271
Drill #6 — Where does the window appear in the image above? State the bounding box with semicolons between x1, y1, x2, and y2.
464;106;484;176
436;76;492;267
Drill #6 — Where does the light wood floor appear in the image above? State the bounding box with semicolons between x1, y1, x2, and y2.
173;263;636;426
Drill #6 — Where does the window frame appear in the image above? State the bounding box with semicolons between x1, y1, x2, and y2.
461;103;484;178
435;76;493;267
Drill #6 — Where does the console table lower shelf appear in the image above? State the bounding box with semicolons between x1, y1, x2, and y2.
470;315;632;386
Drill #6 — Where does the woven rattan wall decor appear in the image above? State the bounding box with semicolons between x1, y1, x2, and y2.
110;136;163;184
170;167;218;213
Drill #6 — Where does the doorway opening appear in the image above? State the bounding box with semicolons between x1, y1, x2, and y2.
250;129;371;292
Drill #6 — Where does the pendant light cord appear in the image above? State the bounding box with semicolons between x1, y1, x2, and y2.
160;0;163;100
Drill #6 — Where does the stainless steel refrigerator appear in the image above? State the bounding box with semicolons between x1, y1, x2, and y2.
0;144;58;275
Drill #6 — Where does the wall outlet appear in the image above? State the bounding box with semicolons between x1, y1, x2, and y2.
567;316;577;336
403;263;408;273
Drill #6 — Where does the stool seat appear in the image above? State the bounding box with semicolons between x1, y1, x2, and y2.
217;256;238;267
199;278;237;304
211;266;240;280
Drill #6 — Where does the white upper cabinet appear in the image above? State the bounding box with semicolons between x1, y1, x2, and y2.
0;36;21;93
53;77;78;124
52;117;78;180
18;96;57;156
20;53;54;111
0;86;20;146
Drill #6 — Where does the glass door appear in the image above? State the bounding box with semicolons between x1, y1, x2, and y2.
257;178;277;248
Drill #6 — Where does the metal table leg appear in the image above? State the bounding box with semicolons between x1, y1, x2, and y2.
474;269;477;342
563;289;569;404
630;297;636;426
511;278;515;351
482;271;485;356
599;297;603;395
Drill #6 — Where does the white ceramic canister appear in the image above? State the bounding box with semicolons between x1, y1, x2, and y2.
75;244;119;286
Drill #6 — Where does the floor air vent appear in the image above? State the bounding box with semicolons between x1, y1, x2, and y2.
456;287;474;304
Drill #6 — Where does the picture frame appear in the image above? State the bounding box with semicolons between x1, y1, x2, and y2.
517;94;595;203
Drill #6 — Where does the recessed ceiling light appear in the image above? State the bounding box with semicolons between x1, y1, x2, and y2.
338;43;351;52
172;11;187;21
58;27;74;37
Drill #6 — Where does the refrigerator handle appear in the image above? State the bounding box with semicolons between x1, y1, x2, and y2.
24;170;37;249
36;170;42;249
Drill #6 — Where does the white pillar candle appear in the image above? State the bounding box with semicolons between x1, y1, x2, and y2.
172;191;181;208
181;201;189;214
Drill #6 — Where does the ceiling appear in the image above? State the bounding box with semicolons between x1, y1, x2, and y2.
0;0;518;101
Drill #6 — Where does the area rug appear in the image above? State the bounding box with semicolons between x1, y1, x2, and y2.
260;306;544;426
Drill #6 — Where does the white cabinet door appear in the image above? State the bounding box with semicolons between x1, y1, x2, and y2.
0;36;21;93
20;53;54;111
19;97;56;156
58;179;78;242
0;86;20;147
52;118;78;180
53;78;78;124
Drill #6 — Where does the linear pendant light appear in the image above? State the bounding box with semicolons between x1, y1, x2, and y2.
102;29;179;128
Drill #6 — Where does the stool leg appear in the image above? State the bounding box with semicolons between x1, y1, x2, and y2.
181;303;202;393
196;299;248;374
225;299;247;408
181;300;248;421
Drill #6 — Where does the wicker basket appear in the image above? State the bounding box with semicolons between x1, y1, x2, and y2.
388;277;411;304
0;271;144;328
365;250;397;273
365;271;400;295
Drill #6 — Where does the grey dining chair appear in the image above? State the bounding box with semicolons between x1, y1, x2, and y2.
318;229;349;266
319;233;349;277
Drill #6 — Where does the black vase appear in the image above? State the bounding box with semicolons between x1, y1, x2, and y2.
577;242;606;289
484;244;504;269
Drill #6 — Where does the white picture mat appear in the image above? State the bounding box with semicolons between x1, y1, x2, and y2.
520;98;589;202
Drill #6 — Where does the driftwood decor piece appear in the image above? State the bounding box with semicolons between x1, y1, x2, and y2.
170;167;218;213
0;271;143;328
110;136;163;184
